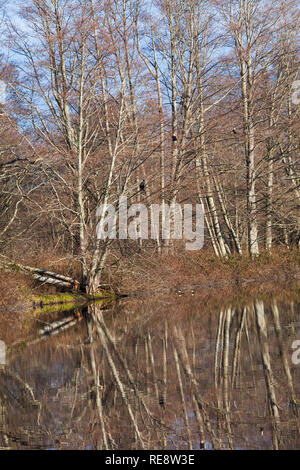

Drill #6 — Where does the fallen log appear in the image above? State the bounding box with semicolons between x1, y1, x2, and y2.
31;273;73;289
20;266;76;284
0;256;79;290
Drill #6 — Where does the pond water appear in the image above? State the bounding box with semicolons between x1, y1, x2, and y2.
0;289;300;450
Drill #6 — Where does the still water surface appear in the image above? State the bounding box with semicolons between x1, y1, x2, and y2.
0;289;300;450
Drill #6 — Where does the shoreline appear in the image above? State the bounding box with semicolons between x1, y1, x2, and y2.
1;247;299;314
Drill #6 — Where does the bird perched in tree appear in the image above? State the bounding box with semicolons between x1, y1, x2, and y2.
172;134;177;142
232;128;237;135
139;179;145;192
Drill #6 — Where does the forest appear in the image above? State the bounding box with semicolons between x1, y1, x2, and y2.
0;0;299;293
1;0;300;453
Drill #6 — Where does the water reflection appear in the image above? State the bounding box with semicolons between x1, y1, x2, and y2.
0;294;299;449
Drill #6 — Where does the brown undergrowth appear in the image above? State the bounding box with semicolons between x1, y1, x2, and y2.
0;250;79;340
0;246;299;317
110;246;300;297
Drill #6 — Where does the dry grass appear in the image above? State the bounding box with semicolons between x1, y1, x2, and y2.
1;246;299;315
111;246;300;296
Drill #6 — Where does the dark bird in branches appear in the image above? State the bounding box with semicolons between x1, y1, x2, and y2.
139;179;145;192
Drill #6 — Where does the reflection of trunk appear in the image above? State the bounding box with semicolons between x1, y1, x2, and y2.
98;313;153;418
93;307;156;448
215;309;225;389
174;327;217;450
5;290;300;450
0;368;39;412
221;308;233;449
232;308;246;388
271;300;298;416
214;307;234;448
0;384;9;448
254;300;280;448
148;333;159;403
173;344;193;449
86;317;108;449
162;322;168;449
145;338;150;396
0;367;39;449
95;319;145;448
162;322;168;408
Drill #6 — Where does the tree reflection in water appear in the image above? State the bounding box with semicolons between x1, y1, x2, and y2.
0;294;299;450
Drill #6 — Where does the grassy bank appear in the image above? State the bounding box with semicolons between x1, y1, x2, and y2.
0;267;116;319
111;246;300;296
0;247;299;313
